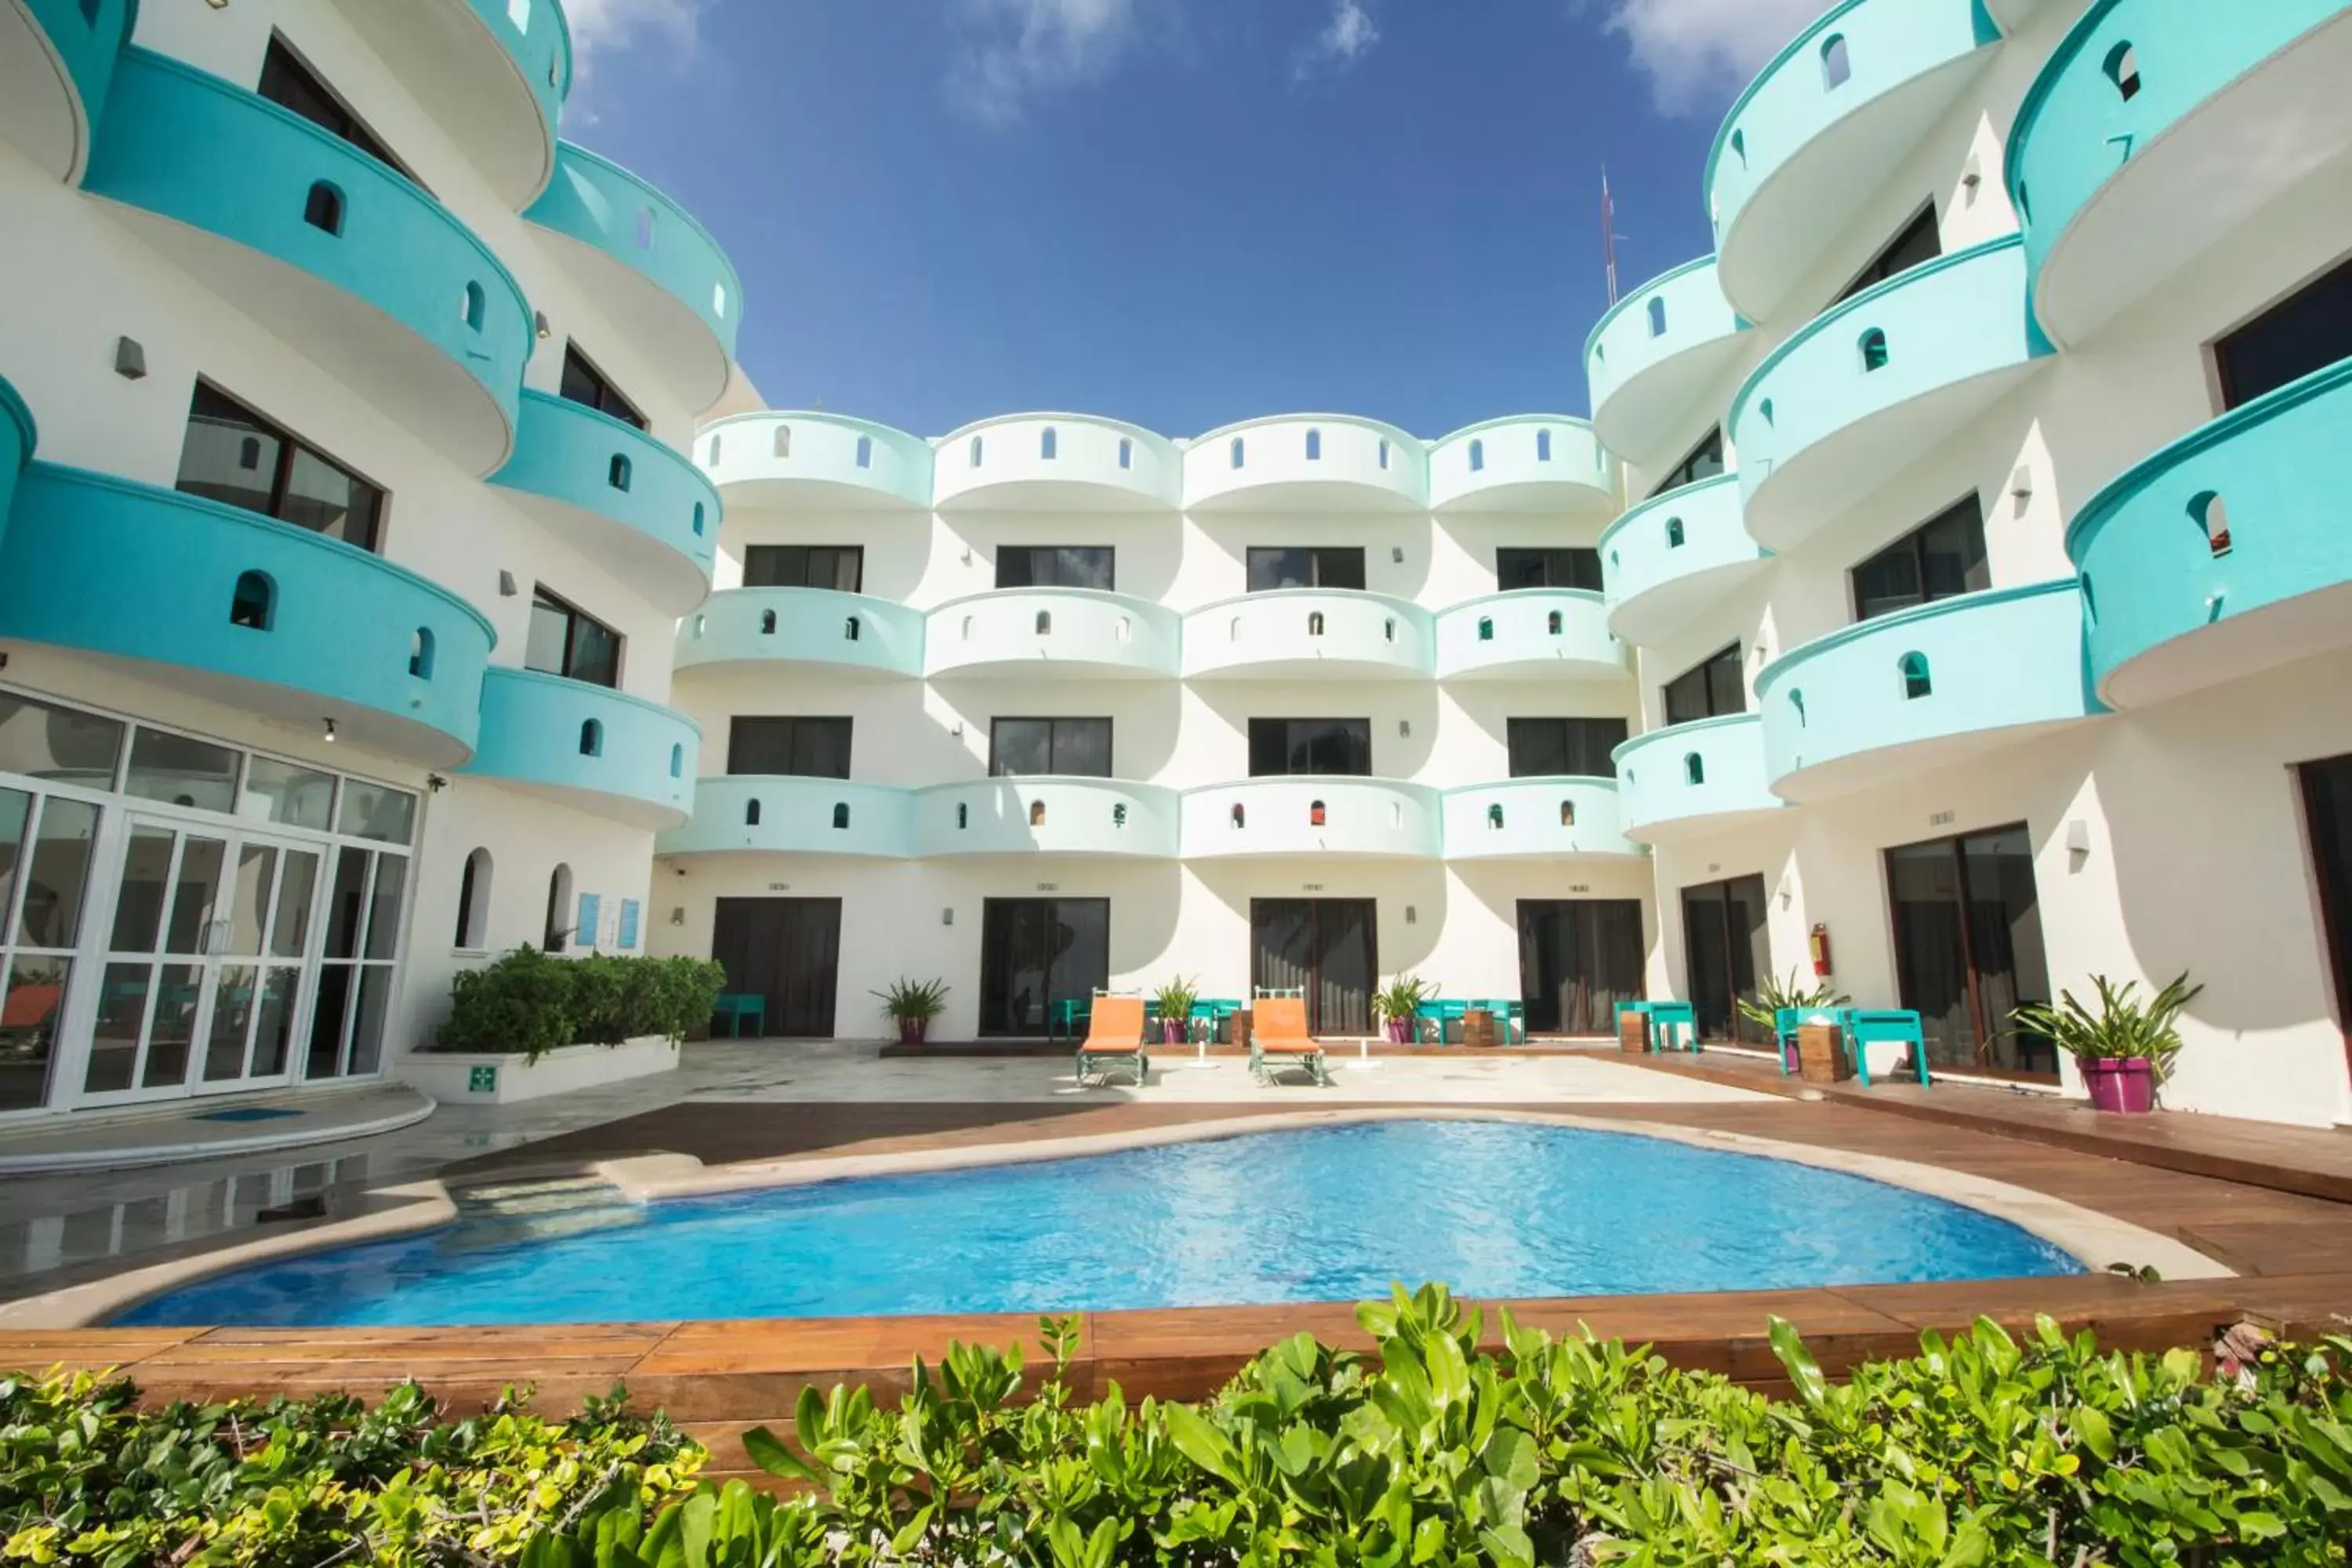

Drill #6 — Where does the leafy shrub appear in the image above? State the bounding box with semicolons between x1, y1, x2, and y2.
437;948;725;1061
0;1373;698;1567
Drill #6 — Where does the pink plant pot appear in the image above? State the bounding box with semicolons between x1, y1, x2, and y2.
898;1017;928;1047
1385;1018;1412;1045
1162;1021;1186;1046
2081;1057;2155;1113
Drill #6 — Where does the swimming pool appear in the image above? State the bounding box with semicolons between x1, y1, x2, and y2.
116;1120;2083;1326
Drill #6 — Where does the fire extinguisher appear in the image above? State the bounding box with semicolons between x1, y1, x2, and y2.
1809;923;1833;978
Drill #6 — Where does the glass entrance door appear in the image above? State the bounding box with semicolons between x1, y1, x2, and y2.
979;898;1110;1036
1250;898;1377;1036
1681;874;1769;1041
2298;755;2352;1087
1516;899;1646;1034
1884;823;2055;1077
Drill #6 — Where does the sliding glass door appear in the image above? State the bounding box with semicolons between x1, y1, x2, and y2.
2299;755;2352;1087
978;898;1109;1036
710;897;842;1038
1681;874;1769;1042
1516;900;1644;1033
1885;825;2055;1076
1250;898;1377;1036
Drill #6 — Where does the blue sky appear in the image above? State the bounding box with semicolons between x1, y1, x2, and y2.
561;0;1824;437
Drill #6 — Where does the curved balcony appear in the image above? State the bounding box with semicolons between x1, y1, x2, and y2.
1180;779;1439;860
3;0;133;182
1182;590;1433;681
1728;238;2044;551
491;391;718;613
1599;476;1769;648
328;0;571;209
1183;416;1426;513
0;376;31;544
2067;360;2352;709
2009;2;2352;347
1706;0;2003;320
524;142;742;414
85;49;532;477
934;415;1179;512
1439;779;1643;861
1756;579;2095;802
1432;590;1625;681
916;779;1180;858
462;668;700;829
1426;417;1617;513
658;775;912;859
696;412;931;513
1584;258;1751;464
925;590;1180;681
677;588;924;681
1613;716;1784;844
0;465;494;767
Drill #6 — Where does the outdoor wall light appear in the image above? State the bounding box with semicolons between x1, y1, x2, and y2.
1404;906;1417;924
321;718;337;744
1398;720;1410;737
2009;465;2034;505
1391;546;1404;564
114;336;147;379
498;570;518;597
670;907;686;926
941;908;954;925
533;310;551;341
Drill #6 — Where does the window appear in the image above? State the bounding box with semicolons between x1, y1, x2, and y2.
557;343;646;430
2214;252;2352;411
1506;717;1629;779
728;717;851;779
1495;547;1602;592
1833;206;1940;306
454;848;492;949
742;545;863;593
989;717;1112;778
524;588;622;688
1646;426;1724;499
544;864;572;952
258;35;416;184
1246;546;1366;593
995;546;1114;590
176;383;384;552
1849;494;1989;622
1247;718;1373;778
230;572;274;630
1662;643;1744;725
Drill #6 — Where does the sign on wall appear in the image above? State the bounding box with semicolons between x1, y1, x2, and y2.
577;893;601;949
619;898;641;950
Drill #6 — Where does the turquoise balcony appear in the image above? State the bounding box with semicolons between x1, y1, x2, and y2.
0;376;31;549
86;49;532;477
1180;779;1440;859
5;0;133;181
524;142;743;413
1706;0;2002;320
698;412;931;512
1432;590;1626;681
1584;259;1751;465
1426;417;1616;513
1599;476;1769;648
2068;360;2352;709
1728;237;2044;550
331;0;572;207
2009;1;2352;347
0;465;494;766
1184;590;1433;680
659;776;913;859
1185;416;1426;512
1439;779;1643;861
677;588;924;680
463;668;700;829
916;779;1180;858
927;590;1180;681
935;415;1179;511
1756;579;2095;801
492;391;719;613
1613;716;1784;844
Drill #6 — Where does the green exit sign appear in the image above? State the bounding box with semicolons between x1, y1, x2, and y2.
467;1065;499;1094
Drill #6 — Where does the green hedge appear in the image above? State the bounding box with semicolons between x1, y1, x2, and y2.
435;948;725;1061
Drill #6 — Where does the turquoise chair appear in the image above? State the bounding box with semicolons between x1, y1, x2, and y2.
1471;999;1526;1043
1839;1009;1930;1087
712;993;766;1038
1414;998;1468;1044
1646;1000;1700;1053
1048;996;1094;1043
1189;998;1243;1044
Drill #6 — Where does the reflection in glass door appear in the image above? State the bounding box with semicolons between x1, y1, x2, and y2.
1681;874;1769;1041
307;846;407;1079
0;789;100;1112
1885;824;2055;1076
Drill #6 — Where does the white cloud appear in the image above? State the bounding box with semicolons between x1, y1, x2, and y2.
1293;0;1380;83
948;0;1141;127
1596;0;1828;113
561;0;707;110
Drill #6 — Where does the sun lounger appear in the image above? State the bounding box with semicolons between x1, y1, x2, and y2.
1074;994;1149;1087
1249;996;1330;1086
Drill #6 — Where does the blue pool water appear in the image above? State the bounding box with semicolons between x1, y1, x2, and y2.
116;1120;2083;1326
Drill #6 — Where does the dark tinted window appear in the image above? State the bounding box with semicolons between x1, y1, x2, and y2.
1505;717;1629;778
1850;494;1989;622
1246;547;1366;592
557;344;646;430
742;545;863;592
1662;644;1744;725
1833;205;1941;306
1495;548;1602;592
2215;253;2352;410
1247;718;1373;777
524;589;622;688
176;383;383;552
1646;427;1724;499
257;35;412;183
728;717;852;779
995;546;1114;590
989;718;1112;778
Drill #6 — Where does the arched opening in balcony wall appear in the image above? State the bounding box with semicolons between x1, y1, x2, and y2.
1468;438;1486;473
844;615;862;641
968;436;983;466
1377;439;1389;470
462;281;487;333
1382;618;1396;642
230;571;274;631
833;803;851;829
759;608;777;634
1536;429;1552;462
408;627;434;679
1559;800;1576;826
1117;437;1132;470
1310;799;1327;826
708;434;723;464
691;503;705;536
1791;688;1806;728
633;207;655;249
303;181;344;235
668;742;683;779
1820;33;1851;89
855;436;873;469
2190;490;2232;556
745;799;760;826
608;453;632;491
1546;610;1563;635
1666;517;1685;548
543;864;573;952
1859;328;1890;374
455;848;493;949
1487;803;1504;829
1029;800;1047;827
2103;40;2141;102
1729;129;1746;169
1900;652;1933;700
1229;437;1246;469
772;425;791;458
1305;428;1323;461
1308;612;1326;636
1683;753;1705;786
1040;426;1058;460
1112;803;1127;827
1647;297;1668;337
956;803;969;828
1230;802;1246;828
1477;616;1494;642
579;718;604;756
1035;609;1052;635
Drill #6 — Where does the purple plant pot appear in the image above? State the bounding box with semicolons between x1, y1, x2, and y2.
898;1017;928;1047
2081;1057;2155;1113
1162;1021;1187;1046
1385;1018;1412;1045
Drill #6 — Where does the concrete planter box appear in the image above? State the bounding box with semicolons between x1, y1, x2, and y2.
400;1036;679;1105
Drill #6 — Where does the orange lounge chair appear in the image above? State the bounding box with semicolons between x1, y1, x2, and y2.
1074;994;1149;1087
1249;996;1330;1087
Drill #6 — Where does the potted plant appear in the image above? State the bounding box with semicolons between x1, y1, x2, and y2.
2009;971;2201;1114
1152;976;1197;1045
1374;974;1432;1045
873;977;950;1047
1737;967;1851;1071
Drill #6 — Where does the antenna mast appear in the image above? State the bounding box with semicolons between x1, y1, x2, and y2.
1601;166;1620;307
